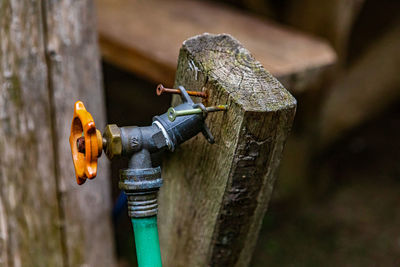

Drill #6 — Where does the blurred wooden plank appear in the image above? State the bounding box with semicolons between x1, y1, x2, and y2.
320;20;400;145
158;33;296;267
0;1;64;265
96;0;336;93
42;0;116;266
286;0;365;64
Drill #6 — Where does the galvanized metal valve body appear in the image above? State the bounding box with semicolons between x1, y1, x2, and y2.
70;85;227;218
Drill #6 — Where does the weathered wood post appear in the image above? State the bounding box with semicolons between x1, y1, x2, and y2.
0;0;115;266
158;33;296;266
43;1;115;266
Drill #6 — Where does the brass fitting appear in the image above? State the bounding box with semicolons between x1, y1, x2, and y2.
103;124;122;159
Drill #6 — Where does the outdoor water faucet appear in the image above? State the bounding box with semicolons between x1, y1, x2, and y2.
69;85;227;266
69;85;226;215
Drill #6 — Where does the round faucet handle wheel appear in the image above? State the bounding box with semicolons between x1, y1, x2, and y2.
69;101;103;185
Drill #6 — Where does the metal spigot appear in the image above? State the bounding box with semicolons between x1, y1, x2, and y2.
69;85;228;216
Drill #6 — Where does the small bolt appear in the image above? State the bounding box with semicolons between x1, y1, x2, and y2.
156;84;208;98
167;105;228;122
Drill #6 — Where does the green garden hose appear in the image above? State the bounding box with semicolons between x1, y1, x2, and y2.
131;216;162;267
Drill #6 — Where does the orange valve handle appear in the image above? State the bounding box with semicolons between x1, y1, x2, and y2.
69;101;103;185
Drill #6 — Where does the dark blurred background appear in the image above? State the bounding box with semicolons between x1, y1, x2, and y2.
99;0;400;266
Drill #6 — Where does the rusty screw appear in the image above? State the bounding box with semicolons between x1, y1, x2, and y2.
156;84;208;98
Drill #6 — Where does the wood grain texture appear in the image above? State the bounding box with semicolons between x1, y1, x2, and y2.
0;1;64;265
158;33;296;267
0;0;115;266
42;0;116;266
96;0;336;93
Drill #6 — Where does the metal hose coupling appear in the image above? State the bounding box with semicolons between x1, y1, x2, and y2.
119;167;163;218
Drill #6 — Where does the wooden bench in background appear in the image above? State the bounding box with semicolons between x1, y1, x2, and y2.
96;0;336;94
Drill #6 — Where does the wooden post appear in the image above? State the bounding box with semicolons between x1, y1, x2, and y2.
0;1;64;265
158;34;296;267
0;0;115;266
42;0;115;266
